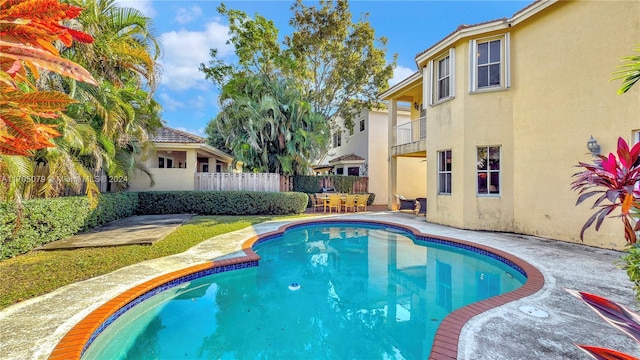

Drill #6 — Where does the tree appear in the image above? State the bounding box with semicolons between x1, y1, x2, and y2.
208;75;328;175
17;0;163;199
0;0;98;202
285;0;396;130
200;0;396;135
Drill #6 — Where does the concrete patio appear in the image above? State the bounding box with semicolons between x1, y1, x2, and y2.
0;212;637;359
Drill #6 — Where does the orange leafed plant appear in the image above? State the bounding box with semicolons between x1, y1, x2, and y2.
0;0;98;156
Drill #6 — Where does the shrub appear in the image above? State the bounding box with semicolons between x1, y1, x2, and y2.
82;192;139;231
0;193;139;260
1;197;89;260
136;191;308;216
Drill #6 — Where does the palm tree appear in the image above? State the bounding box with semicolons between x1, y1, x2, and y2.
211;75;328;175
20;0;163;198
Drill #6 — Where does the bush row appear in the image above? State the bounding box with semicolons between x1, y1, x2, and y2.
0;191;307;260
136;191;308;216
0;192;138;260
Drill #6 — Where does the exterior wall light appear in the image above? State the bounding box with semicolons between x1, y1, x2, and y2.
587;135;601;155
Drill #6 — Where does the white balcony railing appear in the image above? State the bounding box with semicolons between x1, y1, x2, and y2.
394;116;426;146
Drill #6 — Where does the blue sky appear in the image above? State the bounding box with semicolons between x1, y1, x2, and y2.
119;0;530;136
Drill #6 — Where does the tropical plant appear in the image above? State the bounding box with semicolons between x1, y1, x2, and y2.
208;75;328;175
612;44;640;94
200;0;395;137
0;0;97;156
571;137;640;244
567;289;640;359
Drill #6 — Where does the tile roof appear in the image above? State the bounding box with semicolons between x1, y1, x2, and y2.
329;153;365;163
152;126;206;144
414;0;541;60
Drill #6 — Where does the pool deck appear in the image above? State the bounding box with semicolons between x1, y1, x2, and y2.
0;211;638;359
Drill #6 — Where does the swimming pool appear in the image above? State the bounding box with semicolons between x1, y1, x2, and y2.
51;219;544;360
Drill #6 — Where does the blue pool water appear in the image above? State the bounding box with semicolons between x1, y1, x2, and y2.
82;224;525;360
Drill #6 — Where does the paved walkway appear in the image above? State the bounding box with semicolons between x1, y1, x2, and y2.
37;214;193;250
0;212;637;359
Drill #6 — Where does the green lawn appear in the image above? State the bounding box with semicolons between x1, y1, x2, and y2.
0;215;307;310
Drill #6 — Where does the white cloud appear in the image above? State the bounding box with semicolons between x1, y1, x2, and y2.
389;65;416;87
159;21;232;91
158;93;185;111
116;0;155;17
175;5;202;24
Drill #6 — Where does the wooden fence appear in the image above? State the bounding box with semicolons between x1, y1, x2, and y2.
195;172;281;192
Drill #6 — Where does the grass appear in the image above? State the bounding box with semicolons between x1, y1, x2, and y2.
0;214;308;310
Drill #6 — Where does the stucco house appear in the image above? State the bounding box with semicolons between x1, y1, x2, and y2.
128;126;234;191
380;0;639;249
315;107;426;205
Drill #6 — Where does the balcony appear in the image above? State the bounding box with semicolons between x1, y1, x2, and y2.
392;116;427;157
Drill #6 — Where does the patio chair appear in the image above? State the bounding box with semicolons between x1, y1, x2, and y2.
342;194;357;213
395;194;416;211
308;194;325;212
327;194;341;213
415;198;427;216
355;194;370;212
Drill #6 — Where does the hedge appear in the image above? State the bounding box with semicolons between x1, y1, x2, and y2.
0;191;307;260
136;191;308;216
0;192;138;260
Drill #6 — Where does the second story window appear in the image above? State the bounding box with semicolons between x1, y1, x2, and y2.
437;56;451;99
470;33;510;92
333;132;342;148
429;48;455;105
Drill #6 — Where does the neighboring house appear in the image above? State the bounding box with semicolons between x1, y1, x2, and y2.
314;107;425;205
380;0;639;250
128;126;234;191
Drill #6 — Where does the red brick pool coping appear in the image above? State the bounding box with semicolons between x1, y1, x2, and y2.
49;219;544;360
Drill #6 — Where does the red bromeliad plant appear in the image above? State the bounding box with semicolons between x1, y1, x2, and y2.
567;289;640;359
571;137;640;244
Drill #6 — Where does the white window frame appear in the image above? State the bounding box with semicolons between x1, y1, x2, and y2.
476;146;501;196
428;48;456;105
158;155;174;169
333;132;342;148
469;33;510;92
438;150;452;195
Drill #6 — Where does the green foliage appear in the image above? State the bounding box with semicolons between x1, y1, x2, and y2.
292;175;322;193
0;193;139;260
329;175;359;193
622;244;640;304
200;0;395;140
82;192;139;231
208;75;329;175
136;191;308;216
286;0;396;130
611;44;640;94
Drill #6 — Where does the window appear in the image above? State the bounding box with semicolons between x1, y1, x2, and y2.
201;164;209;172
438;150;452;194
429;49;455;104
348;167;359;176
158;156;173;169
333;132;342;148
437;56;450;99
470;34;510;92
477;146;500;195
336;167;344;175
360;119;365;132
